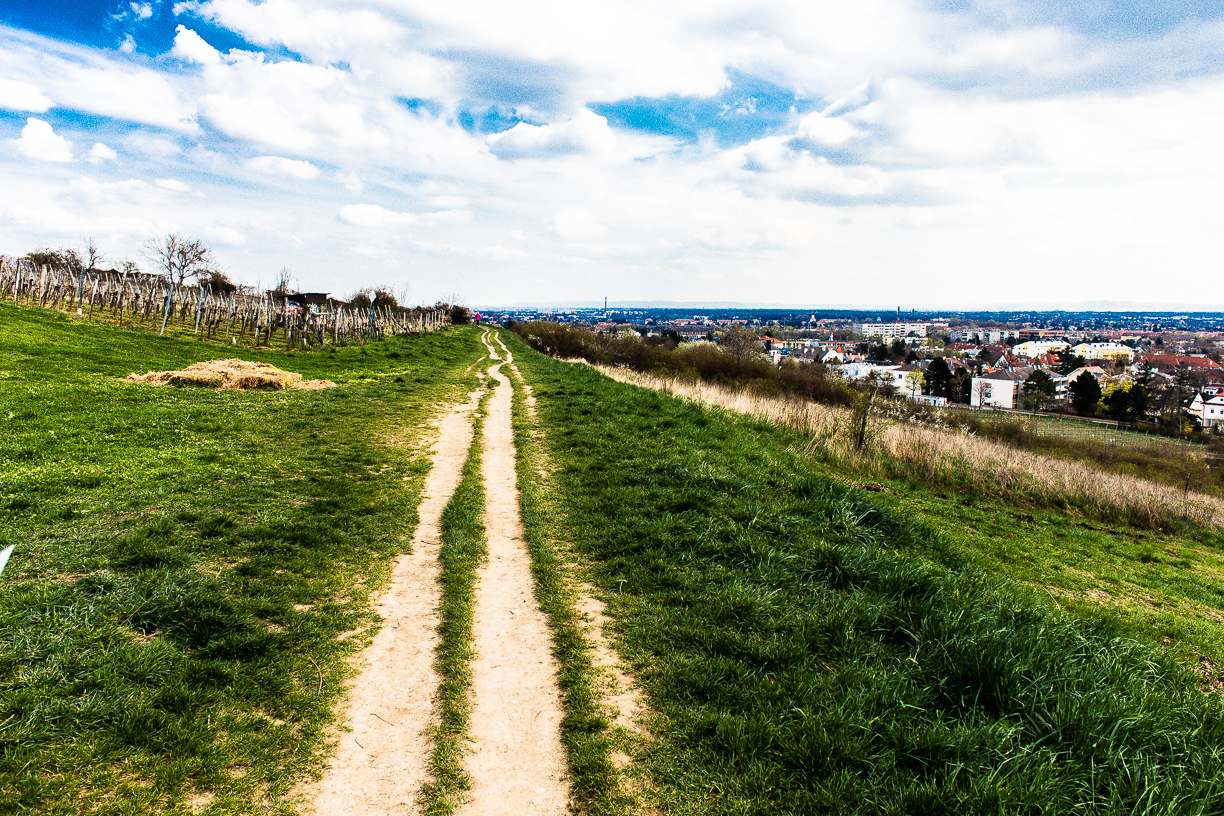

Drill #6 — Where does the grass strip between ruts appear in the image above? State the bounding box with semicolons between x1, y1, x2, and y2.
419;379;492;815
503;337;630;816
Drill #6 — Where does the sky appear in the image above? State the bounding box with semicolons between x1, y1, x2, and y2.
1;0;1223;308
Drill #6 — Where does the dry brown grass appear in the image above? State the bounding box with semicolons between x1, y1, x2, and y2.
125;359;335;391
596;366;1224;530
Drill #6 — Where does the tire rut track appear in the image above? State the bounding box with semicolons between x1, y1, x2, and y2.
306;385;483;816
458;332;569;815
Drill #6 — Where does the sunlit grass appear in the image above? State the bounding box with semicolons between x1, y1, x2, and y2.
598;367;1223;530
503;332;1224;815
0;302;484;814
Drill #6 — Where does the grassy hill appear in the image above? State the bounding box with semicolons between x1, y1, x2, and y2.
0;302;484;814
5;304;1224;814
501;331;1224;815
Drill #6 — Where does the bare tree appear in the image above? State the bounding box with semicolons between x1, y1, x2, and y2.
271;266;293;295
61;247;84;275
82;237;103;271
719;325;766;374
437;291;464;309
972;378;991;408
144;233;214;285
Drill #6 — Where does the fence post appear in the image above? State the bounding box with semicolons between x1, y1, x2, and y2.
159;283;173;336
193;284;208;334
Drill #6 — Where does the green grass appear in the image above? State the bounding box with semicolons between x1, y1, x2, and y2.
0;302;484;814
873;487;1224;674
421;382;490;815
502;331;1224;815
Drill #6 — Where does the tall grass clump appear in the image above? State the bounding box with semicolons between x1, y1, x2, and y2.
501;333;1224;814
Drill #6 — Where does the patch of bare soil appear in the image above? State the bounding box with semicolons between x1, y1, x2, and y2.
125;359;335;390
458;333;568;815
576;589;646;739
505;333;654;810
300;386;483;816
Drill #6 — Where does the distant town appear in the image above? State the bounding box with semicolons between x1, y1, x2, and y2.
481;306;1224;431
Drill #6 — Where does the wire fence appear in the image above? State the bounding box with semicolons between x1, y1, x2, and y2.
941;405;1207;450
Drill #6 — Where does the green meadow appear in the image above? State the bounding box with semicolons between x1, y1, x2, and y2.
0;302;483;814
5;304;1224;815
501;331;1224;815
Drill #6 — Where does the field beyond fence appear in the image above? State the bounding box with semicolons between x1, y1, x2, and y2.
0;256;449;347
945;405;1207;451
598;366;1224;531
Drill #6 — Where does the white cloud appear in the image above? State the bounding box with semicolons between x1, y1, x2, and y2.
487;111;616;160
428;195;470;208
1;203;156;237
196;52;385;152
796;112;862;146
428;209;472;225
246;155;320;179
11;118;72;162
88;143;118;163
65;176;156;206
552;207;608;241
339;170;363;194
206;225;247;245
156;178;191;191
0;78;53;112
338;203;419;227
350;244;385;259
131;2;154;19
192;0;405;60
337;202;470;228
172;25;222;65
120;34;137;54
0;29;197;130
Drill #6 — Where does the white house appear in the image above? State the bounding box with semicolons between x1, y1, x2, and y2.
1070;342;1134;364
832;362;900;382
1012;340;1069;359
1195;394;1224;429
970;370;1028;409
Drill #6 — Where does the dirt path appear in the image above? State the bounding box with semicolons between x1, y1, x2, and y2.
306;384;484;816
458;333;569;815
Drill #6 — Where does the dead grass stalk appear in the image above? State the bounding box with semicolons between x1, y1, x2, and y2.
125;359;335;390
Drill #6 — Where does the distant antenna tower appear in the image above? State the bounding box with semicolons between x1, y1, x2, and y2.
604;297;608;321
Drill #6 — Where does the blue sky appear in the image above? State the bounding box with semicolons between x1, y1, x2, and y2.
2;0;1223;307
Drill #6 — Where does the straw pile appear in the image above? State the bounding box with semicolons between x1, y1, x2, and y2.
125;359;335;390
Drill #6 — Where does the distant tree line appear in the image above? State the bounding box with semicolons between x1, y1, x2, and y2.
509;321;861;407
